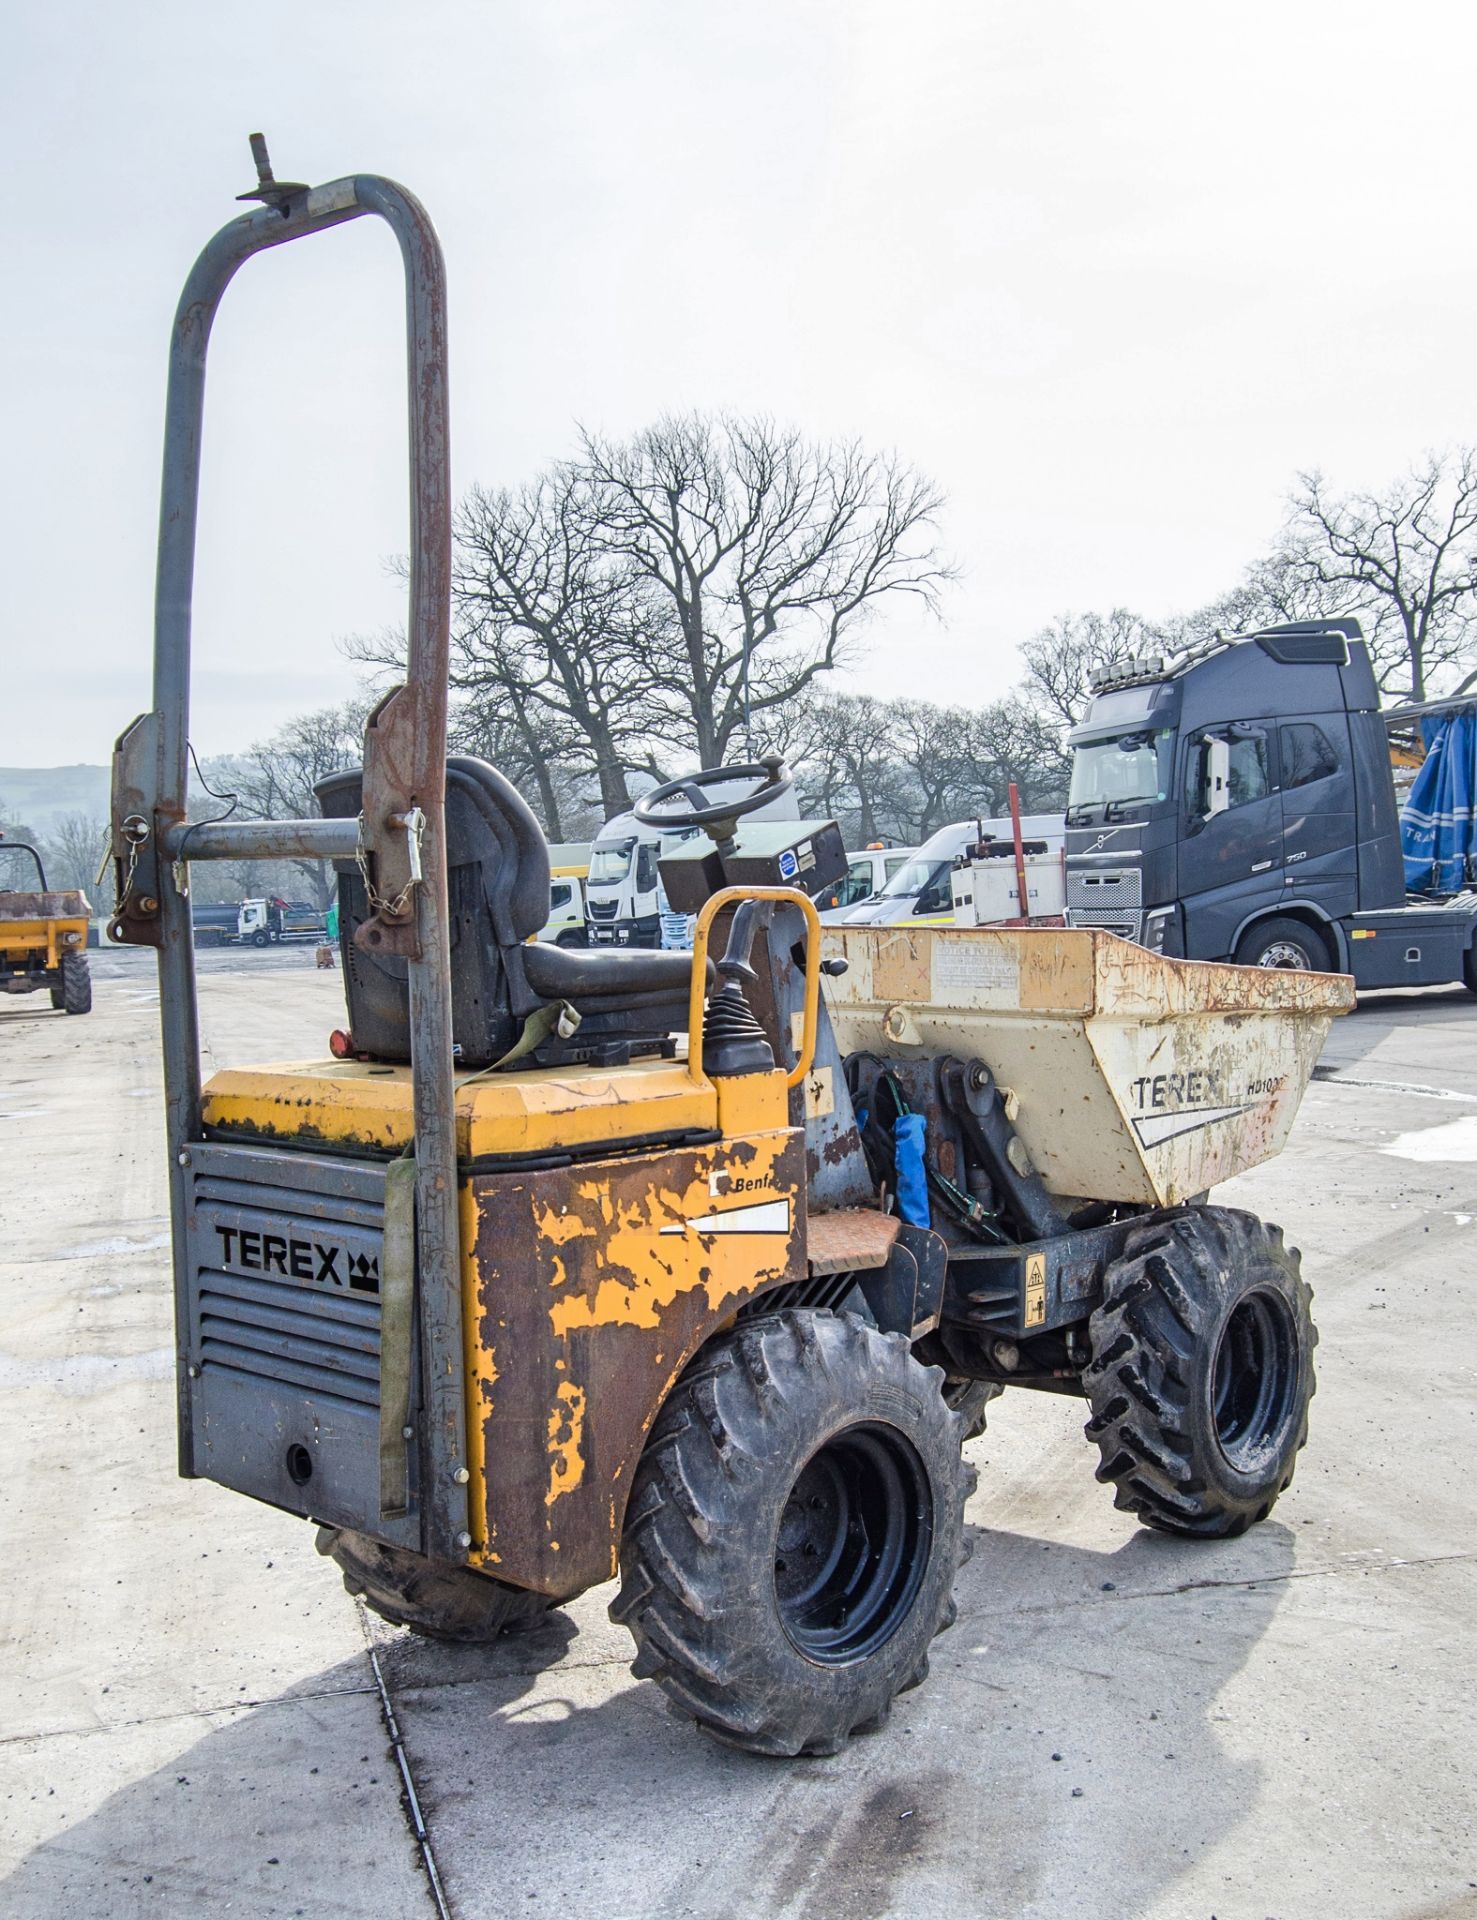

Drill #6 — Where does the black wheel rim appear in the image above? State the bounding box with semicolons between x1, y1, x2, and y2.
1211;1290;1298;1470
773;1422;933;1665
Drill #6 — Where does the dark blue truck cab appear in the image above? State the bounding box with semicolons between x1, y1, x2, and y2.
1063;620;1477;992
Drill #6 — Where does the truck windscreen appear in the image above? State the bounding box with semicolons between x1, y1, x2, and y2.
588;842;634;885
1068;731;1174;812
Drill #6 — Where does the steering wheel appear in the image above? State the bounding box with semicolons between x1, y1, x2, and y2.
633;754;794;841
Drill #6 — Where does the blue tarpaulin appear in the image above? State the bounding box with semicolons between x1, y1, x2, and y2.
1401;709;1477;893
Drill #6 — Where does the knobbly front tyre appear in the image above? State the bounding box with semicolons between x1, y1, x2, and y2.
1083;1206;1315;1538
612;1309;973;1757
53;951;91;1015
315;1527;552;1641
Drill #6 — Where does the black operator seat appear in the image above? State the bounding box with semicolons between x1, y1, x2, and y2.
316;757;694;1069
522;938;691;1002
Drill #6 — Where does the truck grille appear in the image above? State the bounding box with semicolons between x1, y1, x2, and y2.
1066;906;1143;942
183;1141;419;1546
1066;867;1142;911
587;899;618;921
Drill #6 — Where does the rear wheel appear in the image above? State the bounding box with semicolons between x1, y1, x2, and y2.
612;1310;972;1756
315;1527;553;1642
1083;1206;1315;1537
57;952;91;1015
1233;916;1332;972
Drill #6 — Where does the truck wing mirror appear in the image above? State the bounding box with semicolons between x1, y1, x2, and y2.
1204;736;1231;818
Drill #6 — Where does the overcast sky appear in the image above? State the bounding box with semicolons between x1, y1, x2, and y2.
7;0;1476;769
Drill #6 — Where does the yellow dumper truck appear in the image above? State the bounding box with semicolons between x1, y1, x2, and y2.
0;833;92;1014
109;143;1351;1757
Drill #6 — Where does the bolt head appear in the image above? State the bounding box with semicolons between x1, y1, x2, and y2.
456;1532;472;1551
453;1467;470;1485
177;1150;191;1167
402;1425;414;1440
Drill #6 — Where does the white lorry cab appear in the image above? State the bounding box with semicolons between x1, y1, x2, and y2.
586;782;801;948
835;814;1064;928
536;843;591;947
816;846;916;924
238;898;327;947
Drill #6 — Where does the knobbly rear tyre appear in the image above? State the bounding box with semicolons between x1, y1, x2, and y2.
1083;1206;1315;1538
612;1309;973;1757
315;1527;552;1642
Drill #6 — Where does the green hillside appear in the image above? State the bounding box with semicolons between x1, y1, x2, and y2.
0;765;111;832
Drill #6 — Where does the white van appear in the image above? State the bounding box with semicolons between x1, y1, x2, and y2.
816;847;915;924
836;814;1064;928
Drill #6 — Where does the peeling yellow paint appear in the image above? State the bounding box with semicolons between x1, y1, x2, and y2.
200;1054;720;1157
545;1379;587;1506
539;1132;793;1337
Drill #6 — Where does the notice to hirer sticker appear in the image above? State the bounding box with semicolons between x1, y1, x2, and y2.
931;939;1019;997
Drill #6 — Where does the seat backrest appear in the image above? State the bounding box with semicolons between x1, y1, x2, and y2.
316;756;553;1066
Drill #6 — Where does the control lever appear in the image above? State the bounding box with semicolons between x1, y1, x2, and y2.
702;900;777;1078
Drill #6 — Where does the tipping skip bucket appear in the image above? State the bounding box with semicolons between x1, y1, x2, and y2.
819;926;1354;1207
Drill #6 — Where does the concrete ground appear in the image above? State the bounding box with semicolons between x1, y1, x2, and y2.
1;948;1474;1920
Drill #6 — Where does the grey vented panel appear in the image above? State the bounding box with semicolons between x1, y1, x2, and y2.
1066;868;1143;911
183;1142;421;1549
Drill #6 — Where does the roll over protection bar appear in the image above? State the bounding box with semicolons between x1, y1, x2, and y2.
110;140;468;1557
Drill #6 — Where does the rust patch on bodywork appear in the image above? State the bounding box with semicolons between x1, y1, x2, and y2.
467;1131;806;1596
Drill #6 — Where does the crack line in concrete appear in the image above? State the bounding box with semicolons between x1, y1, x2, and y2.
362;1621;454;1920
0;1681;382;1748
967;1547;1477;1620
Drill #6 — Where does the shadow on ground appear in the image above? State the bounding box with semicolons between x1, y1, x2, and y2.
4;1519;1297;1920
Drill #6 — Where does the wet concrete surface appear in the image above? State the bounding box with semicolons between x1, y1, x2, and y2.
1;963;1473;1918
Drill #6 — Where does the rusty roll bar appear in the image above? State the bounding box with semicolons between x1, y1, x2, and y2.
137;148;466;1557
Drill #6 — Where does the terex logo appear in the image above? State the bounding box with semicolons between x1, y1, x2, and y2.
214;1224;379;1294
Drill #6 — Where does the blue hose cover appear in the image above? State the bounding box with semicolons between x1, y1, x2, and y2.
893;1112;931;1228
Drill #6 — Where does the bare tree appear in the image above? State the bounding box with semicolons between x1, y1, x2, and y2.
1269;454;1477;700
785;690;1069;847
1017;608;1164;727
42;812;107;893
581;414;953;765
231;703;369;909
790;692;906;843
963;697;1071;813
449;474;664;821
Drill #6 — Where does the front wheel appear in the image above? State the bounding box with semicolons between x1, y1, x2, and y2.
613;1310;973;1757
1233;916;1332;972
1083;1206;1315;1537
57;952;91;1015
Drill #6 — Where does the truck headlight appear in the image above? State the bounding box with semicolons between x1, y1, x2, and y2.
1143;909;1173;952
